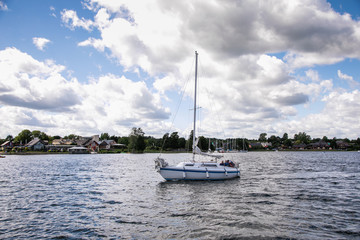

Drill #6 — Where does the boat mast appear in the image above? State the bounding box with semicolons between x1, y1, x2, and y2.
192;51;198;160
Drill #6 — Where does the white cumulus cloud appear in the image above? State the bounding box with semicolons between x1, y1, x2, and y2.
32;37;51;51
0;47;170;137
55;0;360;138
61;9;94;31
337;70;360;88
3;0;359;139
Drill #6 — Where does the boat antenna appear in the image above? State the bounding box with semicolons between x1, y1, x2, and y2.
192;51;198;162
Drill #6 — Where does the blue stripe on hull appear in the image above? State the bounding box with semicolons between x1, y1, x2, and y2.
164;177;240;181
160;167;239;174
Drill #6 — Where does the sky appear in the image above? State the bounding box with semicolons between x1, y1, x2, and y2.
0;0;360;140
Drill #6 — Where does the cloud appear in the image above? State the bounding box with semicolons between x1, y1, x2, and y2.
337;70;360;88
61;9;94;31
78;37;105;51
290;90;360;139
32;37;51;51
0;47;79;111
0;1;8;11
71;0;360;74
14;110;56;127
50;6;56;18
0;94;77;112
3;0;359;139
78;74;170;128
306;69;320;82
274;93;309;106
0;47;170;137
321;90;360;128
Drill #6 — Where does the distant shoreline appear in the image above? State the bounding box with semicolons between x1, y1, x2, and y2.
1;149;358;156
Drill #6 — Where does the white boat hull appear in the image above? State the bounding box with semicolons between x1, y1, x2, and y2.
155;160;240;181
159;167;239;181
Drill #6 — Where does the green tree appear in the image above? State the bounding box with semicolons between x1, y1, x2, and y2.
31;130;49;141
100;133;110;140
32;130;41;138
169;132;179;149
198;136;208;151
209;139;216;151
161;133;170;149
6;135;13;141
268;135;281;148
128;127;146;153
146;136;161;150
282;133;288;142
64;134;79;140
284;139;293;148
294;132;311;144
110;135;119;142
330;137;337;149
118;136;129;146
178;137;186;149
259;133;267;142
40;132;48;141
186;130;194;151
354;138;360;150
14;129;33;144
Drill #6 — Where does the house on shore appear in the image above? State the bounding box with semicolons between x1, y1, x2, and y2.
26;138;45;151
1;141;13;151
99;140;116;150
306;140;330;150
2;134;128;153
336;140;350;150
89;140;126;152
68;146;89;154
249;142;272;149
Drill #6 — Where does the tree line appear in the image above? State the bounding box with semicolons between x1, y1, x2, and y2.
1;128;359;153
257;132;360;150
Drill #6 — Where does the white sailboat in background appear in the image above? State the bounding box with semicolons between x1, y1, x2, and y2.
240;138;248;153
154;51;240;181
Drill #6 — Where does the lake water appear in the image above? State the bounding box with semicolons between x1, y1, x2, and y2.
0;152;359;239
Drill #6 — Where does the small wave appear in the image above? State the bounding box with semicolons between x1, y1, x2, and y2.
247;192;277;198
104;200;123;205
170;213;195;217
254;200;275;205
51;235;69;239
294;193;336;202
88;190;103;195
335;229;360;237
219;236;296;240
115;219;147;225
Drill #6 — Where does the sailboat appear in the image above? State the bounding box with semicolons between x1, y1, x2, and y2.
154;51;240;181
240;138;248;153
